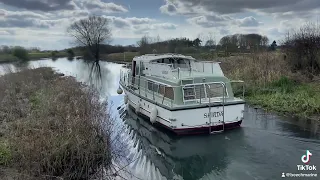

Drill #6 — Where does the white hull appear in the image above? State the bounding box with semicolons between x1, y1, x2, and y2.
122;86;244;135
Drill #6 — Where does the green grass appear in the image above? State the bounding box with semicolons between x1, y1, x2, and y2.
0;140;11;166
29;52;68;59
0;54;19;62
246;78;320;118
0;52;69;63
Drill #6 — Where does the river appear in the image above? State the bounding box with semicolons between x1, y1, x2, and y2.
1;58;319;180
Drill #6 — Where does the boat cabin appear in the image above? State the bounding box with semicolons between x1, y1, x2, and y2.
120;54;243;107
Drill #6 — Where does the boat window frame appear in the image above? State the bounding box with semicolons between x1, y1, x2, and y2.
182;82;229;103
145;79;175;100
135;61;140;76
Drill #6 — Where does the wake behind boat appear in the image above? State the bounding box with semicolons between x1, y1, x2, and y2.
117;53;245;135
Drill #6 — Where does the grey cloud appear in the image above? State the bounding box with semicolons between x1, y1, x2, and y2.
133;23;177;35
167;4;177;13
127;17;154;25
0;30;10;35
0;0;76;11
153;23;177;30
106;16;131;28
0;19;50;28
55;10;89;18
187;16;230;28
113;19;131;28
0;10;5;16
238;16;262;27
0;18;52;28
133;29;149;35
6;29;16;35
160;0;320;15
0;9;54;28
105;16;156;29
187;13;263;28
220;29;230;35
268;28;285;36
82;0;128;13
0;29;16;35
206;14;233;22
0;9;47;19
271;11;316;20
160;3;177;15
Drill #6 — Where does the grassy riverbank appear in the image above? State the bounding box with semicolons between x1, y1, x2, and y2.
0;67;111;179
0;52;69;63
220;52;320;120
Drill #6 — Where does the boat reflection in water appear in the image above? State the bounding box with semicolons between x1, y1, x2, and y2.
118;104;247;180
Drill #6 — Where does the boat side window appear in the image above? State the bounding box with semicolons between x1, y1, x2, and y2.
140;62;145;76
163;58;170;64
147;81;153;91
159;85;165;95
147;81;174;100
176;58;189;69
164;87;174;100
153;84;159;92
135;62;140;76
147;81;158;92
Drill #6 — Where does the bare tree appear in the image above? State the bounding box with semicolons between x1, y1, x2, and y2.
205;32;216;49
137;35;152;55
67;16;112;62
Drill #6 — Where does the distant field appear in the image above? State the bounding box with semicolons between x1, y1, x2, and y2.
101;52;139;62
29;52;68;59
0;54;19;62
0;52;69;63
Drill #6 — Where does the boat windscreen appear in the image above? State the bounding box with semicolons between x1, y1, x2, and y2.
173;58;190;69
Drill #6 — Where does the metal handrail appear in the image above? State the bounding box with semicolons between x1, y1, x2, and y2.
120;70;244;109
120;72;175;107
182;82;229;103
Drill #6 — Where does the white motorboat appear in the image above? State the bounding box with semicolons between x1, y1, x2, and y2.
118;53;245;135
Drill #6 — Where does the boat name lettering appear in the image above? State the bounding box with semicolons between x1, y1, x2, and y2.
204;111;224;118
162;71;168;74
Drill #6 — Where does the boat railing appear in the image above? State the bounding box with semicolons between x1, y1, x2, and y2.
120;70;176;108
143;61;225;80
120;70;245;108
144;63;180;80
181;82;228;105
192;61;224;76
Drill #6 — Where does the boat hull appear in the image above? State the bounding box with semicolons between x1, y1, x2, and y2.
128;104;242;135
121;85;245;136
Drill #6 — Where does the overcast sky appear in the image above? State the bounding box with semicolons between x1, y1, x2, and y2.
0;0;319;50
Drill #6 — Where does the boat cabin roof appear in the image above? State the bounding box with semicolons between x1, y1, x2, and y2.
131;53;226;84
133;53;195;62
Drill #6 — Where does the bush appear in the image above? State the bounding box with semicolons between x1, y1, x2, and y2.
270;76;296;93
12;46;28;61
67;49;75;57
0;68;112;179
51;50;58;57
283;22;320;77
